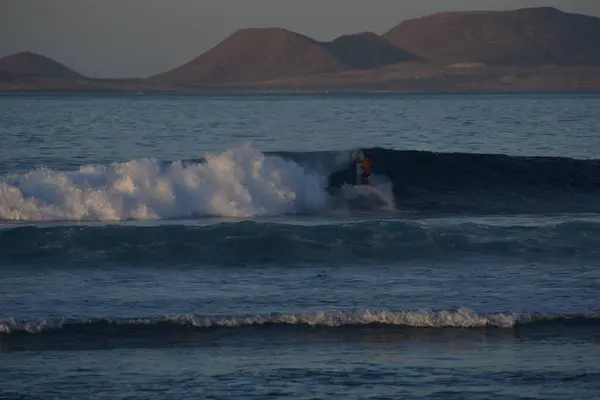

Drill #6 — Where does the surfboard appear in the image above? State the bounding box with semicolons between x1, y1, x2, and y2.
335;181;396;212
354;149;365;185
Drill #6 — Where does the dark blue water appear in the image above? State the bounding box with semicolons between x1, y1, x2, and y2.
1;93;600;399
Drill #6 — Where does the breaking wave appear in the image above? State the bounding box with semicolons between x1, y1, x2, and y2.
4;310;597;352
0;144;333;221
6;309;595;351
2;308;598;335
2;143;600;222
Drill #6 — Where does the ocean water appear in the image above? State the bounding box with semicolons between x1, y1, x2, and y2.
1;92;599;400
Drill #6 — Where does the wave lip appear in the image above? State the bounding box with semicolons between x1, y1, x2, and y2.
325;147;600;214
2;308;599;335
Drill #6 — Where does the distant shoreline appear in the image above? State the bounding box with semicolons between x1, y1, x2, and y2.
3;64;600;94
2;87;600;95
3;7;600;94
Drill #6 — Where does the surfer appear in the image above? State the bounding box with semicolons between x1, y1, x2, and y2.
354;152;374;185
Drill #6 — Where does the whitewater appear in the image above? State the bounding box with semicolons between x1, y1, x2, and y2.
0;144;400;221
0;144;326;220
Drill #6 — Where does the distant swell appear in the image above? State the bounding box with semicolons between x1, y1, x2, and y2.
2;220;600;265
2;144;600;222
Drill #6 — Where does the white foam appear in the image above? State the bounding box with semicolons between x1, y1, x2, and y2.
183;307;517;328
0;308;521;333
0;144;329;221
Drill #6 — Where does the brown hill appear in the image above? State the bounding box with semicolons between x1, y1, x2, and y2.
152;28;421;84
326;32;422;69
151;28;346;84
383;7;600;66
0;52;84;78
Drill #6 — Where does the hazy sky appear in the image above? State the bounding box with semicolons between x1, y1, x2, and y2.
2;0;599;78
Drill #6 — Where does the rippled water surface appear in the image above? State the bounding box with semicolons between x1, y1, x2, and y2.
1;93;599;399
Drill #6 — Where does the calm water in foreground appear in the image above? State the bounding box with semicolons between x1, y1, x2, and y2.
1;93;599;399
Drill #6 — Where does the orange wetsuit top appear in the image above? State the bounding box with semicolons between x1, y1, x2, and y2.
356;158;374;175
